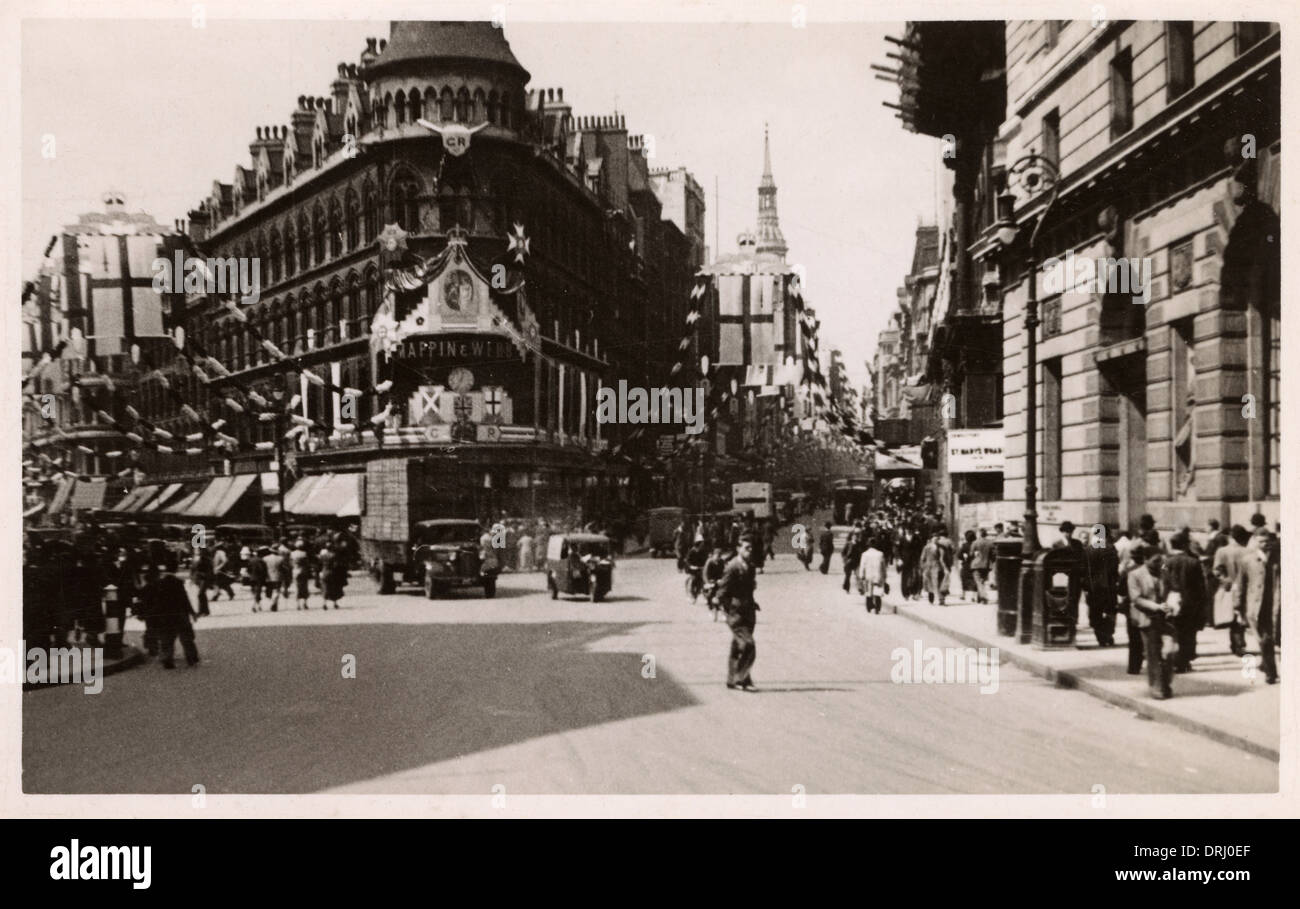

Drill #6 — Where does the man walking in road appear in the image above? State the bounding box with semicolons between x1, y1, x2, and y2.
719;535;759;691
146;552;201;670
817;521;834;575
859;536;886;614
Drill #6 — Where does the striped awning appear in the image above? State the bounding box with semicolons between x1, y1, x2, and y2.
142;483;183;512
113;484;160;513
47;479;75;515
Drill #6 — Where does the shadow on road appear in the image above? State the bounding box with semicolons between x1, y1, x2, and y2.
23;621;698;794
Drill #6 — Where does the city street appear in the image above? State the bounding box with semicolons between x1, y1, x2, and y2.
23;549;1276;795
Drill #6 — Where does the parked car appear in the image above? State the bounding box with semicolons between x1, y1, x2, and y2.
413;519;498;599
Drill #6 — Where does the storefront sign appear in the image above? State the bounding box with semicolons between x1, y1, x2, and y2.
947;428;1004;473
388;334;515;366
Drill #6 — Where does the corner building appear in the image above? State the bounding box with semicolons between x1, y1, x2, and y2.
172;21;703;522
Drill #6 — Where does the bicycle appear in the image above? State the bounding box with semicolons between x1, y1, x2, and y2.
685;567;704;604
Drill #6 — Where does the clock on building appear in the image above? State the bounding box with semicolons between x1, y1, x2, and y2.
448;367;475;393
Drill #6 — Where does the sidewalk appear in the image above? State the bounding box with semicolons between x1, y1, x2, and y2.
888;583;1280;760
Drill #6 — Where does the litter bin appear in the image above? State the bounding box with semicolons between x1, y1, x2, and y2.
994;540;1022;637
1029;548;1081;649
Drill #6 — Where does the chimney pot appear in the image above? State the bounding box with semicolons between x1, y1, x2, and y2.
558;88;563;101
378;39;387;51
256;126;263;140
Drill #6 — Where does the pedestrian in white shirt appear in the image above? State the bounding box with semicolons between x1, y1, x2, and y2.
858;537;887;614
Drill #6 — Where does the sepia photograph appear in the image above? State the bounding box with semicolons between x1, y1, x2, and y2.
4;0;1292;833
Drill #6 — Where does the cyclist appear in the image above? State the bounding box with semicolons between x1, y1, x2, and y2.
684;537;709;603
703;546;728;619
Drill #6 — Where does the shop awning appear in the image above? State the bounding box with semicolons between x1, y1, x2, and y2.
184;474;259;519
143;483;183;513
113;484;160;513
67;479;108;511
875;449;922;473
161;482;207;516
47;479;75;515
284;473;363;518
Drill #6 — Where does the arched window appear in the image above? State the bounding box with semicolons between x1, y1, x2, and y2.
440;87;454;121
297;213;311;271
344;189;360;251
394;90;406;125
312;204;326;263
390;172;421;232
363;182;378;243
268;229;282;285
329;282;343;344
345;275;361;337
328;197;343;259
438;182;473;231
500;93;510;129
382;92;393;128
408;88;422;122
283;222;296;277
364;268;380;317
487;91;499;125
456;88;470;122
472;88;485;123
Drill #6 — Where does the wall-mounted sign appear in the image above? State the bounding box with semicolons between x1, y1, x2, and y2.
947;428;1004;473
388;334;516;366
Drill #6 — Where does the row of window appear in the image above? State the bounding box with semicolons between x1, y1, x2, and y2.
372;85;517;132
1038;22;1275;170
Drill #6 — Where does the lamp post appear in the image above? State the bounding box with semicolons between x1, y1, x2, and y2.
271;388;289;538
995;152;1060;560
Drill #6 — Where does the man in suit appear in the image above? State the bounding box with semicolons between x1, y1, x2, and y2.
718;536;759;691
1127;545;1176;699
1234;531;1279;684
970;529;995;604
817;522;834;575
1082;525;1119;647
1163;531;1208;671
1214;525;1250;655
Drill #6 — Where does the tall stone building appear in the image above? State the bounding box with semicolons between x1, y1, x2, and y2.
884;19;1280;537
148;20;703;521
993;20;1280;536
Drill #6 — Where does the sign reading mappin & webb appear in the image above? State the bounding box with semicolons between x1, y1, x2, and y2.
390;335;516;366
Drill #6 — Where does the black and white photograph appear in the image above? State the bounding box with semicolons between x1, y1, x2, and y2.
4;0;1294;831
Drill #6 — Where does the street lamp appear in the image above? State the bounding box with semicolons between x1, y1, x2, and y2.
994;151;1060;560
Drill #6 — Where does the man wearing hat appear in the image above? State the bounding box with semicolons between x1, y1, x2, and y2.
1126;544;1176;698
1163;530;1208;671
1053;521;1086;627
1234;530;1279;684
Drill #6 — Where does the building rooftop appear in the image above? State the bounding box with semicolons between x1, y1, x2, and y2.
369;20;530;81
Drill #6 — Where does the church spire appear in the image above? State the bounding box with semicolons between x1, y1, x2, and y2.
755;123;787;260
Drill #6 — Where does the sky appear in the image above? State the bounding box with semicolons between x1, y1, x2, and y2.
21;16;943;388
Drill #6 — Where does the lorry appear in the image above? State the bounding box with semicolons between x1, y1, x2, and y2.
731;482;773;520
361;456;482;594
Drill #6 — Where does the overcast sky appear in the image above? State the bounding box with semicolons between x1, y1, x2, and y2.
21;16;942;388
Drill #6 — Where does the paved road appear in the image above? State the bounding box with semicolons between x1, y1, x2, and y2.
23;553;1276;794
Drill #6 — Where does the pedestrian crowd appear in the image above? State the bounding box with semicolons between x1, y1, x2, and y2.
806;493;1281;701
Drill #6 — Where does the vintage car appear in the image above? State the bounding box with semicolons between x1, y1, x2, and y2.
413;519;498;599
546;533;614;602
